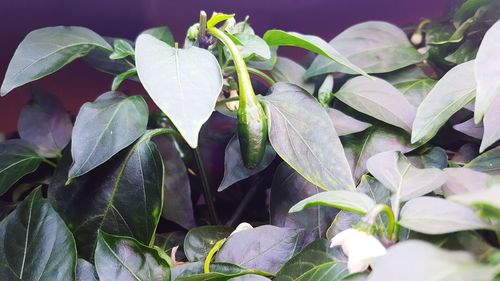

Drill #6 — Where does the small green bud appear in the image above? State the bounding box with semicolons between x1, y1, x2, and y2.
187;23;200;40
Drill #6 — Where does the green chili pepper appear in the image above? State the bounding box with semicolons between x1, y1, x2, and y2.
208;15;268;168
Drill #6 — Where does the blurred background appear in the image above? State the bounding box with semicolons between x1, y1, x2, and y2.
0;0;449;133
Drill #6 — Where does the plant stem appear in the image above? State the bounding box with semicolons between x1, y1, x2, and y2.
224;66;276;86
226;179;260;227
363;204;396;241
193;148;218;224
204;238;226;273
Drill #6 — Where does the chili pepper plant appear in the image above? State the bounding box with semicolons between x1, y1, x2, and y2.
0;2;500;280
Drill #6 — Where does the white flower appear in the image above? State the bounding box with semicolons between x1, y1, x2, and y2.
230;222;253;235
330;228;387;273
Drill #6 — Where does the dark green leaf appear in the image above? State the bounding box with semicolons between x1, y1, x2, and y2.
0;140;42;196
174;262;271;281
394;78;436;108
49;139;164;259
327;108;371;136
215;225;302;274
83;37;136;76
335;76;416;133
261;82;355;190
155;232;186;261
0;188;77;281
474;20;500;122
343;126;413;182
69;92;148;179
407;147;448;169
18;90;72;157
111;68;137;91
109;39;135;60
465;146;500;175
184;226;232;262
270;57;314;93
94;231;170;281
445;40;478;64
263;30;368;77
218;135;275;192
412;60;476;144
270;163;338;244
142;26;175;46
454;0;493;22
154;136;195;229
135;34;223;148
370;240;499;281
76;259;99;281
305;21;424;78
275;239;348;281
399;197;493;234
1;26;112;95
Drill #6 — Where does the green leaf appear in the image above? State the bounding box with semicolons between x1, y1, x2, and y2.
449;186;500;219
0;140;43;196
411;60;476;144
218;135;275;192
343;126;413;182
407;147;448;169
454;0;493;22
234;33;271;61
445;40;478;64
111;68;137;91
135;34;223;148
260;82;355;190
263;30;368;77
395;78;436;108
83;37;137;76
370;240;500;281
109;39;135;60
49;138;164;259
270;163;338;243
1;26;112;95
465;146;500;175
174;262;271;281
94;231;171;281
399;197;494;234
215;225;302;274
184;226;232;262
18;90;72;157
305;21;424;78
0;188;77;281
274;239;349;281
153;136;195;229
207;13;235;29
69;92;148;179
474;20;500;123
335;76;416;132
270;57;314;93
142;26;175;46
318;75;334;106
289;190;376;215
480;96;500;152
367;151;446;214
76;259;98;281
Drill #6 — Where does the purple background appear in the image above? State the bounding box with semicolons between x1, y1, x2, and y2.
0;0;448;133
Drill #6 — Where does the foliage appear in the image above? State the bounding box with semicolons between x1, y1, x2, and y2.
1;2;500;280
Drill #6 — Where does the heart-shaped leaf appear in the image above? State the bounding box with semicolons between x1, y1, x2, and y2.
1;26;112;95
69;92;148;179
49;137;164;259
274;239;349;281
215;225;302;274
94;231;171;281
0;140;43;196
0;188;77;281
218;135;275;192
260;82;354;190
263;30;368;77
18;90;72;157
411;61;476;144
335;76;416;133
305;21;424;78
184;226;233;262
474;20;500;123
135;34;223;148
399;197;493;234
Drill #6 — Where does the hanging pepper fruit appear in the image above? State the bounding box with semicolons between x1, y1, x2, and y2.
207;13;268;168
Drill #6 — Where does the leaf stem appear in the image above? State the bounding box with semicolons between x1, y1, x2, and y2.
193;148;218;224
204;238;226;273
363;204;396;241
226;178;260;227
41;158;57;168
224;66;276;86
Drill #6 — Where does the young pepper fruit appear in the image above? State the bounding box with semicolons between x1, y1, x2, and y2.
207;13;268;168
